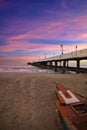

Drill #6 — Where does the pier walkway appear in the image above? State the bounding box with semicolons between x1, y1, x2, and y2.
28;48;87;73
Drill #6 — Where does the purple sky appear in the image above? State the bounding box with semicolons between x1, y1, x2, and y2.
0;0;87;65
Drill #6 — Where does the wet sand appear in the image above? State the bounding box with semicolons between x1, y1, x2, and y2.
0;72;87;130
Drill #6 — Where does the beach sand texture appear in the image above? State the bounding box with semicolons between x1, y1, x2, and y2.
0;73;87;130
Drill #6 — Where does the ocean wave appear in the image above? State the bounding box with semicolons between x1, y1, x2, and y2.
0;65;54;73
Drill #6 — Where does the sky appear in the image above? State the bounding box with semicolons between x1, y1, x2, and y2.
0;0;87;66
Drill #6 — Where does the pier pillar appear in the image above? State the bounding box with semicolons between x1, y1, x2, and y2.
55;61;57;72
66;60;69;67
76;59;80;73
50;61;52;66
60;61;61;67
77;59;80;69
62;60;66;74
63;60;66;68
40;61;47;68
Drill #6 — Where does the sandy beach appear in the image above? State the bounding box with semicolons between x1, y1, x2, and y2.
0;72;87;130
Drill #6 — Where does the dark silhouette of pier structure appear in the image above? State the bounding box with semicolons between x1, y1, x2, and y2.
27;49;87;73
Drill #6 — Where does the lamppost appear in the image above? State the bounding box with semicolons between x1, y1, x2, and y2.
61;44;63;55
75;45;77;52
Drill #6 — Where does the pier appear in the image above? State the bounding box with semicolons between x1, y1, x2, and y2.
27;48;87;73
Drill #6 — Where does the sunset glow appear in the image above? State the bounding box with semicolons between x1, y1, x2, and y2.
0;0;87;65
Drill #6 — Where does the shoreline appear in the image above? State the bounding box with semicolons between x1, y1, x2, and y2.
0;72;87;130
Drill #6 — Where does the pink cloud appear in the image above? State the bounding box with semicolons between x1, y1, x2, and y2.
0;42;87;66
7;33;29;40
0;41;37;52
1;37;87;54
4;16;87;40
5;21;66;41
1;15;87;53
0;55;39;66
79;33;87;40
0;40;58;53
61;44;87;53
2;14;87;41
2;16;41;34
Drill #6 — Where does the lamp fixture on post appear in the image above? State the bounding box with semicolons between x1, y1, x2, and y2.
75;45;77;52
61;44;63;55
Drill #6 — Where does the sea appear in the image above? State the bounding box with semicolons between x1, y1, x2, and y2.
0;63;86;73
0;65;54;73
